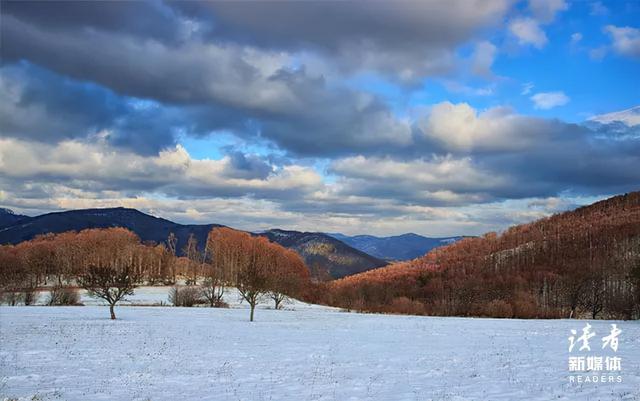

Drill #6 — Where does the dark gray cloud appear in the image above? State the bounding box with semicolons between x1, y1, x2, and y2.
0;0;505;158
223;151;274;180
327;111;640;207
0;63;126;142
0;63;251;155
185;1;505;49
2;1;509;82
176;1;509;80
1;0;186;43
0;63;183;154
1;16;412;157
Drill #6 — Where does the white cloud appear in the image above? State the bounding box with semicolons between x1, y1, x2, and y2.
529;0;568;23
508;1;567;51
419;102;546;152
329;155;512;208
530;91;570;109
442;81;494;96
604;25;640;58
471;41;497;78
589;46;607;61
589;106;640;127
509;18;548;49
0;138;323;199
570;32;583;45
590;1;609;16
332;155;504;190
521;82;535;95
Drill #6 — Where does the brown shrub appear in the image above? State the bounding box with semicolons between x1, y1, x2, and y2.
483;299;513;318
168;286;205;307
0;291;23;306
388;297;426;315
47;286;80;305
512;292;538;318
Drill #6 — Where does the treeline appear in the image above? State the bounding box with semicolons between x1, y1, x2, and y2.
325;192;640;319
0;227;309;320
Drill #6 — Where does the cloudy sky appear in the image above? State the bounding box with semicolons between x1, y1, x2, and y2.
1;0;639;236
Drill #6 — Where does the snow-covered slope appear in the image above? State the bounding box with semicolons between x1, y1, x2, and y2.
1;304;638;400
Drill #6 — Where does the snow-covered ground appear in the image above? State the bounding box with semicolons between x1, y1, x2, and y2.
18;286;335;311
1;289;639;401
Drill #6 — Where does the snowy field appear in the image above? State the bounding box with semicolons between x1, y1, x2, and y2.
1;289;639;401
13;286;336;310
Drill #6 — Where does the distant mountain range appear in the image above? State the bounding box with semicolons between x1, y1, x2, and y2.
0;207;387;279
329;233;463;261
0;208;29;229
262;229;387;278
0;207;223;250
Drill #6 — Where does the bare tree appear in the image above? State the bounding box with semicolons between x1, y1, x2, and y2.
167;232;177;256
631;262;640;317
207;228;271;321
78;263;141;319
206;227;311;320
236;237;273;321
581;270;606;319
183;234;201;285
268;248;309;309
166;232;178;283
201;275;225;307
561;271;587;318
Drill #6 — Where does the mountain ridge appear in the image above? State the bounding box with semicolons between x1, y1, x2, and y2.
0;207;386;279
328;232;463;261
0;208;30;229
263;229;387;278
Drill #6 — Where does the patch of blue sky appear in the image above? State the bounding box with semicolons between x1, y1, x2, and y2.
493;1;639;121
311;158;338;184
361;1;640;123
179;130;286;162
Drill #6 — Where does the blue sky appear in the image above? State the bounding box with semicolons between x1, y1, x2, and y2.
1;0;639;236
344;0;640;125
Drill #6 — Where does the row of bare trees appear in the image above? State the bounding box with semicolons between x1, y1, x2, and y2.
0;227;310;321
207;228;309;321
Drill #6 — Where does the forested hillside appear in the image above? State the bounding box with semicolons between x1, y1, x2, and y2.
262;229;387;278
0;208;385;279
326;192;640;319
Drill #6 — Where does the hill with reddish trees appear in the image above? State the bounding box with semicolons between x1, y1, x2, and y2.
325;192;640;319
0;208;385;278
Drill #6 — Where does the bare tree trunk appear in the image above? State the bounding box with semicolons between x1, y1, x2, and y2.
109;303;116;320
250;302;255;322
